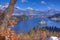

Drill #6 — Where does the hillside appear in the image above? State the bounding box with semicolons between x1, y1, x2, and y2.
48;13;60;22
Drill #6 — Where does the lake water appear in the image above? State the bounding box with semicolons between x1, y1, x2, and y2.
44;36;59;40
12;17;60;33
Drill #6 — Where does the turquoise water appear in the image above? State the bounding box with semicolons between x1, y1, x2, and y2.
13;17;60;33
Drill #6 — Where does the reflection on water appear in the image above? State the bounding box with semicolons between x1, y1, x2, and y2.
45;36;59;40
13;17;60;33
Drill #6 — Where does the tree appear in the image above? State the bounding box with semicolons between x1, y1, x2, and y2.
28;29;34;38
0;0;17;32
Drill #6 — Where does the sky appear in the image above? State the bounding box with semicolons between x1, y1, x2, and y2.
0;0;60;10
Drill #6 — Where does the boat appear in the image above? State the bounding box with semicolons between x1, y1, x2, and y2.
39;20;47;25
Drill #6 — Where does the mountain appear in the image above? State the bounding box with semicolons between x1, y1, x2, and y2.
46;9;60;15
0;4;60;16
48;13;60;22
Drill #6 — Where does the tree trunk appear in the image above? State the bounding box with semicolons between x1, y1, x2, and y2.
0;0;16;32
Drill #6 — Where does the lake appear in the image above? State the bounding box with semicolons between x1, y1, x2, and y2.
44;36;59;40
12;17;60;33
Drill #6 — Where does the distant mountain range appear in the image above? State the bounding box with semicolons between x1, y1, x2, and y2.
0;4;60;16
49;13;60;18
48;13;60;22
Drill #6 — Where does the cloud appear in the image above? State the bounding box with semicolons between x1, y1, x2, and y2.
21;0;27;3
15;6;25;10
26;7;33;10
16;6;21;9
41;1;46;4
47;4;55;10
0;3;8;10
0;5;3;9
47;7;52;10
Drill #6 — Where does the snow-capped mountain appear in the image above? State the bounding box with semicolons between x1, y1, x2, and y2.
0;4;60;16
0;4;8;11
45;9;60;15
